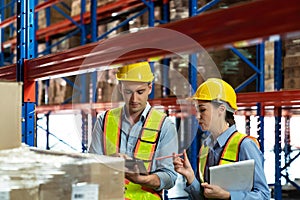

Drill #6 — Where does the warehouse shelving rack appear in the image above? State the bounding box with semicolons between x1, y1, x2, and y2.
1;0;300;199
0;0;160;152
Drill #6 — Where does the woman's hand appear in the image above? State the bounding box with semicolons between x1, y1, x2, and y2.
201;182;231;199
173;149;195;185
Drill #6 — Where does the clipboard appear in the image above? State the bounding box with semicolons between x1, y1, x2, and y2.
125;159;148;175
209;159;255;191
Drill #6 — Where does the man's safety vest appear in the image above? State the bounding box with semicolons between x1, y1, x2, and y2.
103;107;167;200
199;132;259;183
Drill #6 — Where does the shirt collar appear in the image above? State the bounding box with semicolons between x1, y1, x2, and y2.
204;125;237;149
122;102;151;123
140;102;151;122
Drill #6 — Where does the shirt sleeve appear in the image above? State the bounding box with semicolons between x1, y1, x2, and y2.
152;116;178;190
229;138;270;200
184;178;203;200
88;112;105;155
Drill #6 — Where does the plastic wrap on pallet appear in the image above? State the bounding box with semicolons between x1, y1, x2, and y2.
0;145;124;200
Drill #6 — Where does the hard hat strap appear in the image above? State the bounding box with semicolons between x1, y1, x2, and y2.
212;100;235;113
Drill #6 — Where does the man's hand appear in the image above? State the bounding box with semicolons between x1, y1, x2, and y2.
125;165;161;190
125;164;144;183
111;153;161;189
201;182;231;199
111;153;131;159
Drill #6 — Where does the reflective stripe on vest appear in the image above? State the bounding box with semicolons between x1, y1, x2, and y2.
103;107;166;200
103;107;122;155
134;108;166;171
125;179;161;200
199;132;258;181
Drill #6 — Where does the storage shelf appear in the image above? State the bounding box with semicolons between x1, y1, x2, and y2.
1;0;144;49
2;1;299;198
35;90;300;116
1;0;300;81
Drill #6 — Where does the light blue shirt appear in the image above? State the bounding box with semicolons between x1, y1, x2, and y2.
89;102;178;190
185;125;270;200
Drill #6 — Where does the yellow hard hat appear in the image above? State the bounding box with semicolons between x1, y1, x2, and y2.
192;78;238;111
116;62;154;82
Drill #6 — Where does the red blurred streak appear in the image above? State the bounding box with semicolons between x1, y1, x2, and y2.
35;0;62;12
237;90;300;107
27;0;300;81
0;16;16;29
35;90;300;115
1;0;300;90
0;64;16;81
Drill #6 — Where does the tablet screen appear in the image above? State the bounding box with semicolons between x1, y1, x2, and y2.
125;159;148;175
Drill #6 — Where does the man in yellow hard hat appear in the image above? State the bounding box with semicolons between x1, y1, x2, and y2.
89;62;178;199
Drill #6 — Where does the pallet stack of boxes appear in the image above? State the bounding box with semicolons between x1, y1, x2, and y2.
0;82;124;200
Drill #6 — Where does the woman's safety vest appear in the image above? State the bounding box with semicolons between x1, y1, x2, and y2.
199;132;259;183
102;107;167;200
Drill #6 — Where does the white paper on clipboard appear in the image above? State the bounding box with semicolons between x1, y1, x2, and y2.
209;159;255;191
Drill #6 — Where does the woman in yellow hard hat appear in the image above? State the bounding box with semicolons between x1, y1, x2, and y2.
173;78;270;200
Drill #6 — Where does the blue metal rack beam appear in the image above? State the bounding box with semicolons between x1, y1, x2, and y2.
274;106;282;199
197;0;220;14
0;0;4;67
97;8;148;40
188;0;203;174
256;43;265;154
17;0;36;146
37;122;78;150
274;40;282;91
160;1;170;96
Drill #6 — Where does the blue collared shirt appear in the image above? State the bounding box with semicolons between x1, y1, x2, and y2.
89;102;178;190
185;125;270;200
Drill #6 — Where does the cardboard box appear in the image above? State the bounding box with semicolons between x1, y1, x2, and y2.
284;35;300;56
284;66;300;79
42;159;124;200
71;0;116;16
264;78;274;92
33;149;125;200
284;77;300;89
284;55;300;68
265;41;274;80
0;147;124;200
37;0;72;29
0;82;22;150
10;187;39;200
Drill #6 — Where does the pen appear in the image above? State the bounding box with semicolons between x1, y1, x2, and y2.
155;153;183;160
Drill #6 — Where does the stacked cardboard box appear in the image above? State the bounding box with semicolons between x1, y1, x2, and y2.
97;70;122;103
284;35;300;90
284;55;300;89
48;78;67;104
71;0;116;16
168;58;204;98
0;147;124;200
264;41;275;91
37;0;72;29
0;82;22;150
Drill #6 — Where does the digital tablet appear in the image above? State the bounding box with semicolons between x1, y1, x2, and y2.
125;159;148;175
209;159;255;191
